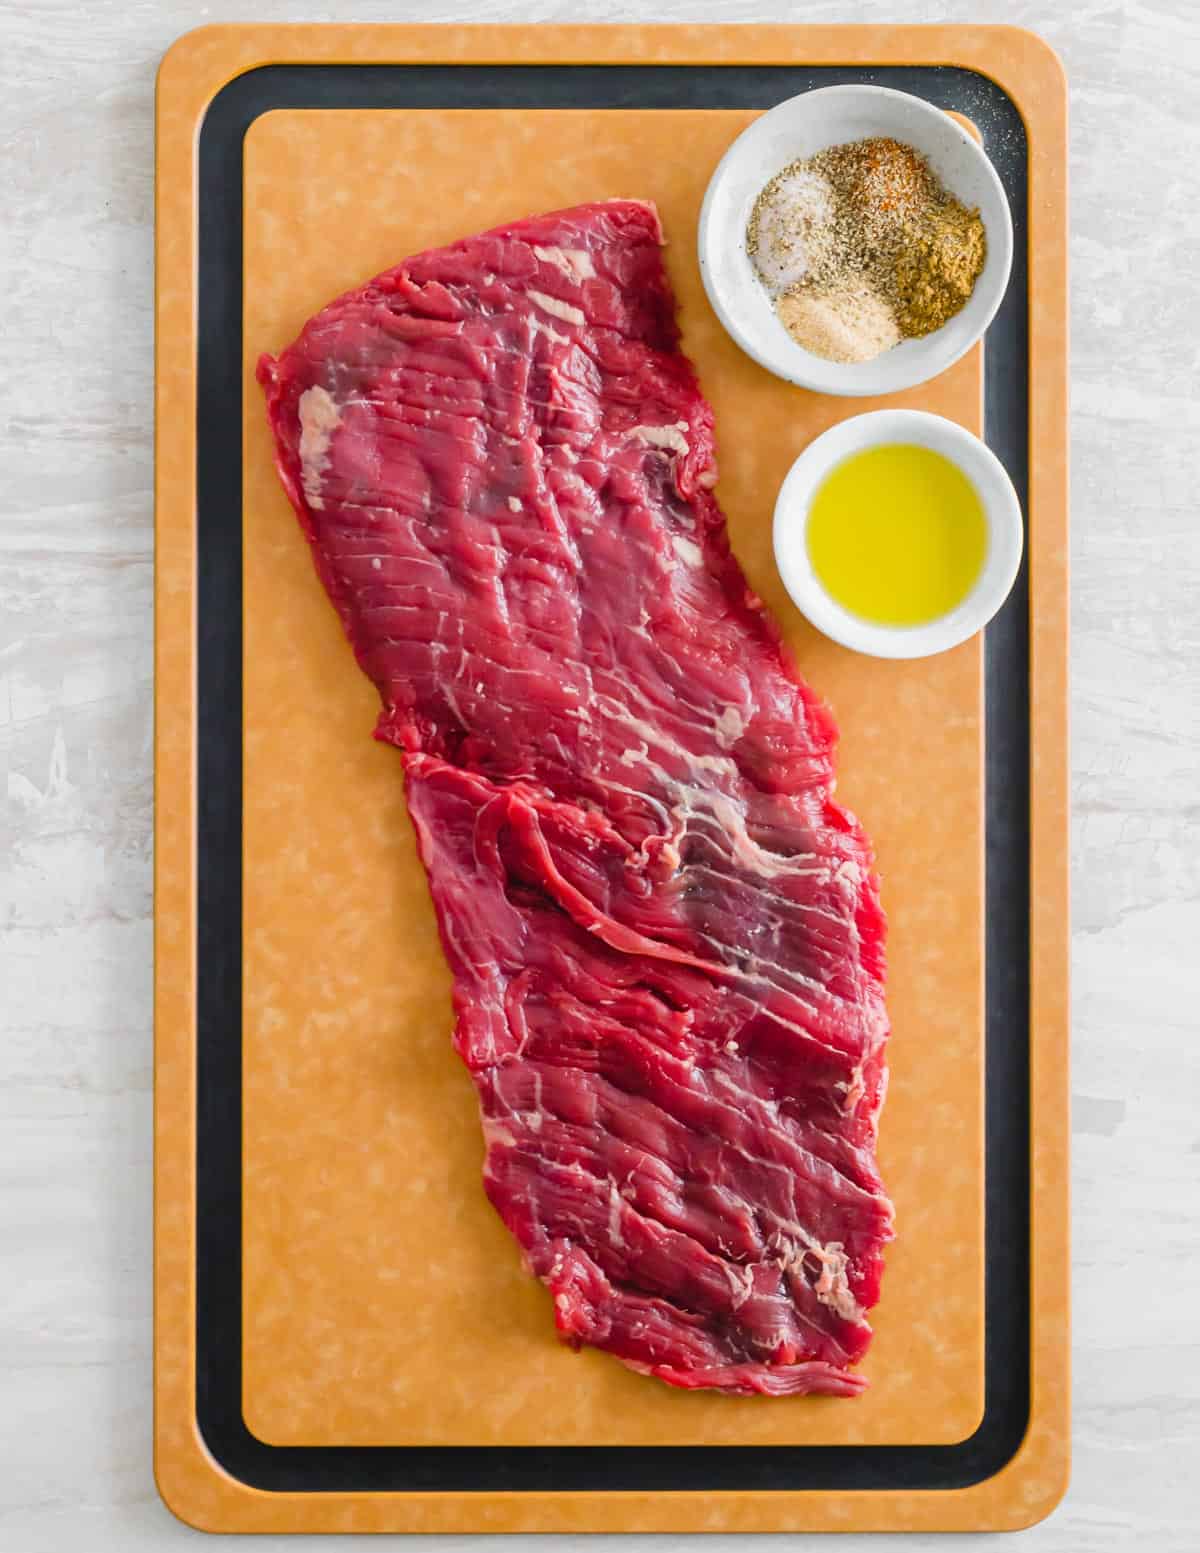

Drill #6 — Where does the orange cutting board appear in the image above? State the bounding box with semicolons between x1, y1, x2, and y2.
241;104;984;1451
155;23;1069;1535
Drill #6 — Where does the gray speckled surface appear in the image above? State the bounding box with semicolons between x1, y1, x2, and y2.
2;2;1197;1548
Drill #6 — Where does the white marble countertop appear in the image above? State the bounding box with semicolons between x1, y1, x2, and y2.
3;1;1197;1547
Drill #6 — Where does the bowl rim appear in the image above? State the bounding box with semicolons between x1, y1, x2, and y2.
772;409;1025;660
697;83;1015;396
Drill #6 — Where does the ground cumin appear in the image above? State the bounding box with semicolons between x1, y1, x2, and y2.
891;197;988;336
745;136;987;362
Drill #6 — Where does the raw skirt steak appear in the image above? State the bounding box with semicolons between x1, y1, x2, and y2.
258;200;893;1397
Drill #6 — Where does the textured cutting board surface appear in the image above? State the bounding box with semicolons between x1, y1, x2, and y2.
241;106;985;1451
156;22;1070;1536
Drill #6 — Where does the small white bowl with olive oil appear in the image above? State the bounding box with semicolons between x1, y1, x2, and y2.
773;410;1023;660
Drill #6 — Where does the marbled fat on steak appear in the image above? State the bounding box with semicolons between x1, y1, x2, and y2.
257;200;893;1396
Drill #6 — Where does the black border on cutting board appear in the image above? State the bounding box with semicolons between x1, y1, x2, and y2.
195;63;1031;1496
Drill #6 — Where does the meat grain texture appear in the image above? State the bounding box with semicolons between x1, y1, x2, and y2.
258;200;893;1397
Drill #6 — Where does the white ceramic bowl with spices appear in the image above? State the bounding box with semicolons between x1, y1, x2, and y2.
697;85;1014;396
773;409;1024;659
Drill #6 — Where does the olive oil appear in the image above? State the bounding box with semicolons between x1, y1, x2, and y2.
806;444;988;627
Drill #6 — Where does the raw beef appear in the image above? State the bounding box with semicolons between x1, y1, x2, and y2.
257;200;893;1397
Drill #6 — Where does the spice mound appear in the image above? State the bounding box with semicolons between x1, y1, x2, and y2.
746;137;987;364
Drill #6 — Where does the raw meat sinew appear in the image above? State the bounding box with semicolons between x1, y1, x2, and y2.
258;201;893;1397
